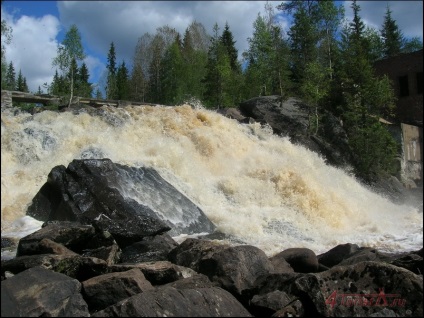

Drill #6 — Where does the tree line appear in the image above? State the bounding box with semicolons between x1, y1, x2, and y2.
1;0;423;182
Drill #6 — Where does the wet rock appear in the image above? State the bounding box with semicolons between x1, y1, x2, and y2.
81;268;154;312
271;247;319;273
91;286;253;317
1;266;89;317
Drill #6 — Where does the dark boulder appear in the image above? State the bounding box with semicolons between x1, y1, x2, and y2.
81;268;154;312
159;272;218;290
17;222;96;256
168;238;230;271
81;243;121;266
249;290;303;317
270;247;319;273
197;245;275;298
108;261;184;286
120;233;178;263
313;261;423;317
1;266;89;317
91;286;253;317
26;159;216;246
317;243;361;268
18;238;78;256
26;159;171;246
389;250;423;275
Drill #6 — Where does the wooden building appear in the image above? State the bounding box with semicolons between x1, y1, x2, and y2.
374;49;423;185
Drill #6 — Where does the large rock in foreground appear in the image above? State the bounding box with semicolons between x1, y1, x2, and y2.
26;159;215;245
1;266;90;317
91;286;253;317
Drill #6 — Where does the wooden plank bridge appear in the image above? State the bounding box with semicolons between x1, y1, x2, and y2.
1;90;160;108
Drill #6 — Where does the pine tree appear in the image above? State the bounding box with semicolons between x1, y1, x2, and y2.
16;70;25;92
220;22;240;72
5;61;16;90
116;61;129;100
334;0;397;181
181;22;209;101
203;23;233;108
95;87;103;99
160;37;185;104
380;4;404;58
401;37;423;53
129;63;146;102
242;14;275;97
147;34;166;102
77;62;92;97
106;42;117;99
50;69;67;96
22;77;29;92
1;19;12;89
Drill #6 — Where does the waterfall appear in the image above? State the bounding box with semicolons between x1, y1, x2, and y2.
1;105;422;256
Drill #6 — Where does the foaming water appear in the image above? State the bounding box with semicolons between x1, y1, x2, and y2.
1;105;422;256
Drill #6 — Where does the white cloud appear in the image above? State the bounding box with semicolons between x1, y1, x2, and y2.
3;1;422;94
343;1;423;40
57;1;283;66
3;12;61;92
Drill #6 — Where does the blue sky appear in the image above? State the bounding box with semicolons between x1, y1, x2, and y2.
2;1;423;95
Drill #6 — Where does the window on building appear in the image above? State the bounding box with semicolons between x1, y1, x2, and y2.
398;75;409;97
417;72;423;94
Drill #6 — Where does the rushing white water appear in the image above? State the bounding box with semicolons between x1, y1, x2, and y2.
1;104;422;256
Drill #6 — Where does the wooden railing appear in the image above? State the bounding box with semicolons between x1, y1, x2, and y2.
1;90;161;108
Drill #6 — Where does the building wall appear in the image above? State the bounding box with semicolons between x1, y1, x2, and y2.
373;49;423;125
401;123;423;184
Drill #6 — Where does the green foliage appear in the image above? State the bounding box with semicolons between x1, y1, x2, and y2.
380;4;404;58
330;0;399;181
401;37;423;53
1;19;12;89
129;63;146;102
347;116;399;181
5;61;16;90
52;24;85;106
116;61;129;100
202;23;239;108
16;70;28;92
300;61;331;134
76;62;92;97
106;42;117;99
160;38;185;104
220;22;240;72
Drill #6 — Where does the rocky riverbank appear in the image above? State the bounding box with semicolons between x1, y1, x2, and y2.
1;220;422;317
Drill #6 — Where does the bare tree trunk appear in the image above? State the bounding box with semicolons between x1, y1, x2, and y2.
315;87;319;135
315;105;319;135
279;70;283;107
68;69;73;107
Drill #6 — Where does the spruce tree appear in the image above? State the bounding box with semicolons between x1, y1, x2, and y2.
1;19;12;89
16;70;25;92
78;62;92;97
129;63;146;102
203;23;233;108
220;22;240;72
181;22;208;102
5;61;16;90
106;42;117;99
334;0;397;181
380;4;404;58
160;37;184;104
116;61;129;100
